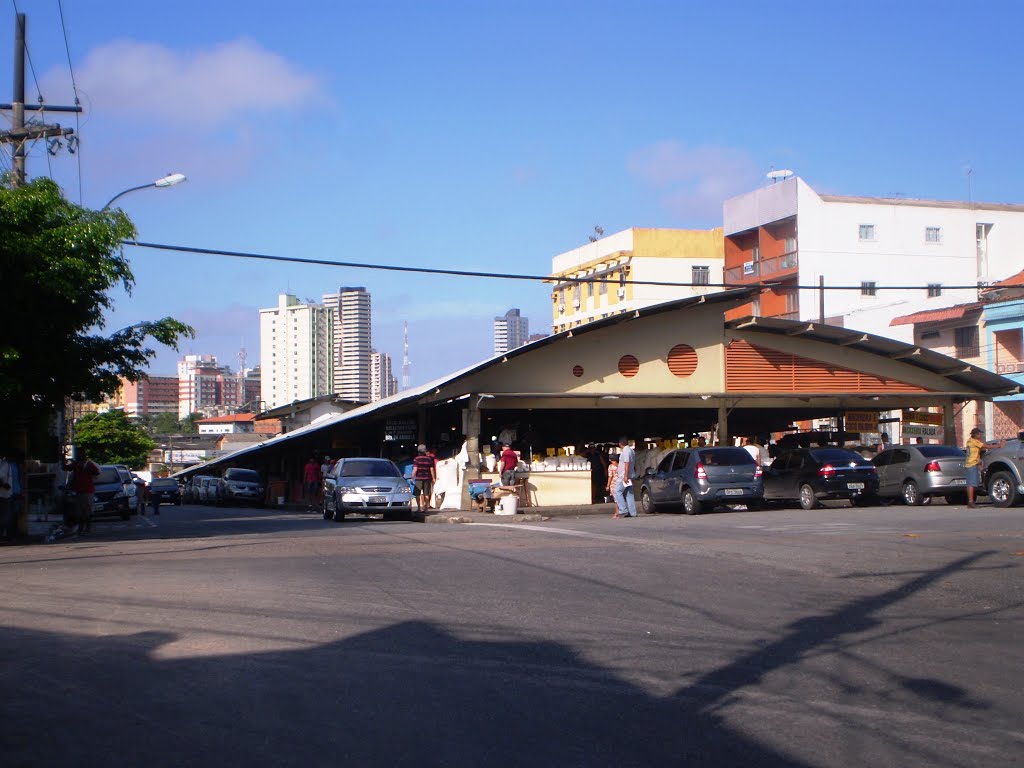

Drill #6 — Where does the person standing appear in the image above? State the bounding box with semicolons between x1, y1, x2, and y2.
965;427;986;508
412;444;436;513
68;451;99;535
0;449;13;541
303;457;320;508
498;443;518;487
613;436;638;518
605;454;619;516
876;432;891;453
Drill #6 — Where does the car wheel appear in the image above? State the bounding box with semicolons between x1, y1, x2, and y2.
901;480;924;506
988;471;1019;508
944;492;968;506
799;484;819;510
681;488;700;515
322;499;334;520
640;487;657;515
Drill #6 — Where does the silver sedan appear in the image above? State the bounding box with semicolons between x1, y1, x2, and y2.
322;457;414;521
871;445;967;505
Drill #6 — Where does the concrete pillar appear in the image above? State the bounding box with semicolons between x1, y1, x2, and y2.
717;403;729;446
459;402;482;510
943;399;957;446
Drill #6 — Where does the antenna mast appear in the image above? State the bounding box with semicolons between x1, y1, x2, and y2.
402;321;411;390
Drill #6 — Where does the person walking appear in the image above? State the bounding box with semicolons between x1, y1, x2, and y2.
965;427;986;508
412;444;436;513
0;448;13;541
613;436;638;518
67;451;99;535
303;457;320;508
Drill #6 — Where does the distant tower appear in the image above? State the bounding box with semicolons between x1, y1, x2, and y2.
402;321;411;390
238;344;247;373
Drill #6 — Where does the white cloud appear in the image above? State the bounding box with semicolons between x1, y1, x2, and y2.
626;141;761;220
71;38;322;126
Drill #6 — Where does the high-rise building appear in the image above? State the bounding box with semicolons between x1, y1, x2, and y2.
120;375;179;418
322;286;372;403
177;354;228;418
548;227;724;334
259;294;334;410
494;308;530;355
721;176;1024;340
371;351;398;402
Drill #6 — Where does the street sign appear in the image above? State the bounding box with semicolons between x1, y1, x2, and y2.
903;409;943;426
845;411;880;433
903;423;944;440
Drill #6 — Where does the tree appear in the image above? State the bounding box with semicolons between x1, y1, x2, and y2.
180;412;203;435
0;179;193;453
151;412;182;435
75;410;156;468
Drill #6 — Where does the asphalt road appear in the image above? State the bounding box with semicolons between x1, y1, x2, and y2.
1;502;1022;767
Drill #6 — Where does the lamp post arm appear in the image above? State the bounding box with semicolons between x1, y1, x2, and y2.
101;183;155;211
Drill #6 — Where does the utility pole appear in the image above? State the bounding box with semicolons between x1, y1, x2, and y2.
0;13;82;187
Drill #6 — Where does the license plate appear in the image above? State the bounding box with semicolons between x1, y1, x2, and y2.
951;479;967;485
847;482;865;490
370;496;387;504
724;488;744;496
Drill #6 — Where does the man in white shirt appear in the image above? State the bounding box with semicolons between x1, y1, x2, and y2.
613;436;638;518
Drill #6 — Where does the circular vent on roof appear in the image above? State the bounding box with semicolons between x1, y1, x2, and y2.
667;344;698;377
572;365;584;378
618;355;640;378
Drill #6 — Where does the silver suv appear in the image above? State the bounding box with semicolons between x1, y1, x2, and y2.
983;437;1024;507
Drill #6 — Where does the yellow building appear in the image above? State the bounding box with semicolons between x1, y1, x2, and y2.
548;227;723;333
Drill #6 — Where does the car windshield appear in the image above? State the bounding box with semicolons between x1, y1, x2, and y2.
809;449;871;466
340;460;401;478
151;478;177;489
226;469;261;482
95;468;122;484
697;448;755;466
916;446;965;458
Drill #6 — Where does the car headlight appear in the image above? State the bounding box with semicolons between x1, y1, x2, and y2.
338;485;357;494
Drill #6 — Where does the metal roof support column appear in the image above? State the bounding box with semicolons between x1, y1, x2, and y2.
943;398;957;446
459;401;482;511
716;403;729;446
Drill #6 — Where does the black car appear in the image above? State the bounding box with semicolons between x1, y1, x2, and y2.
763;447;878;510
149;477;182;508
639;447;763;514
91;464;133;520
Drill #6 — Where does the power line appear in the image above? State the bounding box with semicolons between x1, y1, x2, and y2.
56;0;83;203
126;240;996;292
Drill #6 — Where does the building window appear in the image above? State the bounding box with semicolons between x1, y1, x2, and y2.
861;281;877;296
921;331;940;340
784;236;796;253
859;224;875;241
692;265;710;285
954;326;979;358
599;279;607;296
927;283;942;297
925;226;941;243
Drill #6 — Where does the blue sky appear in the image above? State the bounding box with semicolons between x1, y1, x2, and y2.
5;0;1023;383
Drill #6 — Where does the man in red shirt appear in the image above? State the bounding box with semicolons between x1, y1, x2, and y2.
412;444;436;513
67;451;99;534
498;443;519;487
303;457;320;508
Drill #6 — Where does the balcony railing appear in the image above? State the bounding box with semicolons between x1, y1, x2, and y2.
725;250;798;284
997;361;1024;375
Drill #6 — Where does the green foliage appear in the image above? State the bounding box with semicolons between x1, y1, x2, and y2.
0;178;194;438
75;410;156;468
151;412;182;435
180;412;203;435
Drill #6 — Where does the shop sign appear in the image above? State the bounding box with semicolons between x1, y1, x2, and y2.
903;409;943;426
384;418;417;442
844;411;880;433
903;423;944;440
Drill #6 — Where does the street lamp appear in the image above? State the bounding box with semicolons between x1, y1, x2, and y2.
102;172;187;211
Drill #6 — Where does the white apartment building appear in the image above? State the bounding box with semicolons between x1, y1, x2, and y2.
549;227;724;333
259;294;334;410
493;308;530;355
722;176;1024;340
322;286;372;403
370;351;398;402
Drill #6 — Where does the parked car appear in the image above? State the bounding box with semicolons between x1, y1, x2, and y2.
322;457;414;521
216;468;265;507
639;447;763;515
872;445;968;505
149;477;182;508
195;475;218;505
982;436;1024;507
112;465;141;515
763;448;878;510
91;464;133;520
